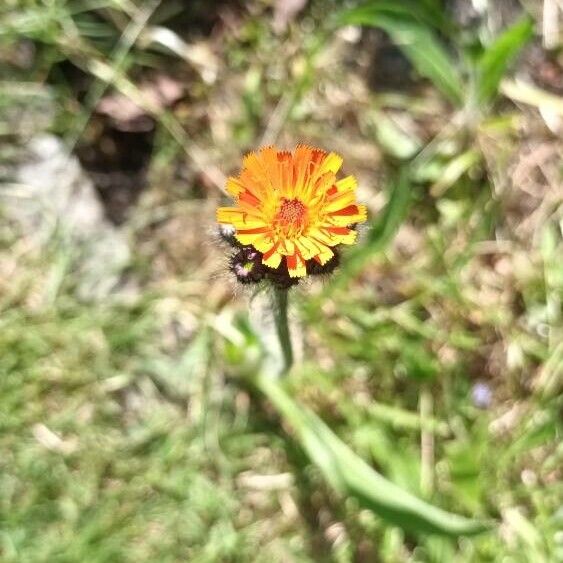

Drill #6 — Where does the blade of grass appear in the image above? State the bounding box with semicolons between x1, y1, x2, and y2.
325;167;411;295
358;401;449;436
338;3;463;105
430;149;481;197
83;57;227;192
500;79;563;116
475;17;534;105
255;372;493;537
65;0;162;150
335;0;451;33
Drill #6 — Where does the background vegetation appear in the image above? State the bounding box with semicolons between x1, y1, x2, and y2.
0;0;561;561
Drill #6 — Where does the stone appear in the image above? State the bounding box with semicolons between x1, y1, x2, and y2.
1;134;131;299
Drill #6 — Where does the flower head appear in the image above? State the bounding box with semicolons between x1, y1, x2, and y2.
217;145;367;279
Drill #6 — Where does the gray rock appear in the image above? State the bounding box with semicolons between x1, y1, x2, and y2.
1;134;131;299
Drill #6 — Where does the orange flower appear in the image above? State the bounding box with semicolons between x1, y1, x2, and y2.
217;145;367;278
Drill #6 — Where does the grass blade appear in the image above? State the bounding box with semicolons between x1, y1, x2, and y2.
335;0;450;33
338;3;463;105
500;79;563;116
255;373;493;536
326;167;411;294
476;18;534;105
429;149;481;197
364;167;411;247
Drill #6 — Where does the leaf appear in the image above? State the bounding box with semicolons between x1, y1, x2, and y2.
475;18;534;105
255;373;493;536
368;167;412;246
362;401;449;436
338;3;463;105
335;0;450;33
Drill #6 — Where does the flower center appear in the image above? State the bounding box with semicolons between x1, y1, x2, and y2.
274;198;308;237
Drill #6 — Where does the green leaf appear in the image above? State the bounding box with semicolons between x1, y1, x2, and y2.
367;168;412;246
476;18;534;105
335;0;450;33
255;373;493;537
338;3;463;105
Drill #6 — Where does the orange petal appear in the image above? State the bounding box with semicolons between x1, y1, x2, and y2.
239;190;262;208
313;245;334;265
308;227;338;247
290;145;314;199
258;146;281;188
325;226;357;244
262;242;282;268
235;233;265;245
243;148;277;193
327;204;367;225
294;235;325;260
217;207;265;228
278;238;296;256
251;235;277;253
308;172;336;203
236;227;272;235
286;252;307;278
226;177;245;197
334;175;357;193
310;226;357;246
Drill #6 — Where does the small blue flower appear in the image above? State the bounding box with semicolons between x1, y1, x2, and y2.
471;382;492;409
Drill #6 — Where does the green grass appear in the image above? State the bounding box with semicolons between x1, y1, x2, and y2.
1;204;560;561
0;249;305;562
1;0;562;561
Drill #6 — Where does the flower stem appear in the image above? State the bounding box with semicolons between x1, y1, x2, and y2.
272;287;293;374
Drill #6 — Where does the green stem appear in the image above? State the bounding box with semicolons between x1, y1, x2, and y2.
272;287;293;374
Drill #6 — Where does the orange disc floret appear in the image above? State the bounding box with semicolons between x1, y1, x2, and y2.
217;145;367;278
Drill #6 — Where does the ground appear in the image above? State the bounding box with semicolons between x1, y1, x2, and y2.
0;1;561;561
